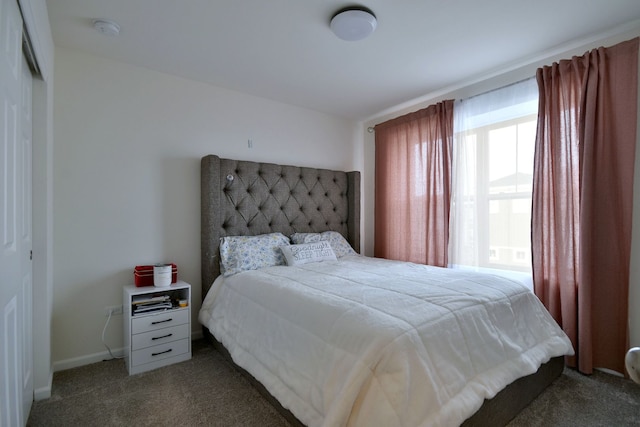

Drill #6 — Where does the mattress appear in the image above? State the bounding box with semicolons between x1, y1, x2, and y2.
199;255;573;427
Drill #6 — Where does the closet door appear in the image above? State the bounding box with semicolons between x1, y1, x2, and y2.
20;52;34;422
1;0;32;424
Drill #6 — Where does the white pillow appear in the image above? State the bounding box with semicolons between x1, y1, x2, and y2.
219;232;290;276
280;241;337;266
290;231;357;258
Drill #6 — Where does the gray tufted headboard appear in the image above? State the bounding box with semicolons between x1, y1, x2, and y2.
201;155;361;297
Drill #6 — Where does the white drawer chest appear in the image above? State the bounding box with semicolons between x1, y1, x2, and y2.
123;281;192;375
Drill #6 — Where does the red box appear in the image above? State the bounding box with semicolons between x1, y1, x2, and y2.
134;264;178;287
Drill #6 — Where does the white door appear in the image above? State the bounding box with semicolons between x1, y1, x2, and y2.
1;0;33;424
21;50;34;422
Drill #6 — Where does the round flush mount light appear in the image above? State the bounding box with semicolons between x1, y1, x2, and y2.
330;7;377;41
93;19;121;36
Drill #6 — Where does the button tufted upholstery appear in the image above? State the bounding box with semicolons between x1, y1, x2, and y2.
201;155;360;296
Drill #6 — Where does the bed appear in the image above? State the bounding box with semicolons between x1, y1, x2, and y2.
199;154;573;427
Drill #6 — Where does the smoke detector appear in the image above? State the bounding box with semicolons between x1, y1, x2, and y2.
93;19;120;36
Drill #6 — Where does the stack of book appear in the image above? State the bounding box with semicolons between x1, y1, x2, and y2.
132;294;173;316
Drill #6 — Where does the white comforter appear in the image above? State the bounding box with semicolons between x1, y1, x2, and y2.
199;256;573;427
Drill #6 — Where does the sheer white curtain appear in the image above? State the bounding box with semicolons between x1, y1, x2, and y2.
449;78;538;288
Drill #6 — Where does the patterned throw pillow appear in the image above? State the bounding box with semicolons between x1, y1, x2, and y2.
219;232;290;276
290;231;357;258
280;241;337;266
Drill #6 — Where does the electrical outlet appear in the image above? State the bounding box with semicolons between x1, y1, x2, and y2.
105;305;123;317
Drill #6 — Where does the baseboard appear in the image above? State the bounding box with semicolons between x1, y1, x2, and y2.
53;333;203;372
53;347;126;372
191;328;203;340
33;370;53;401
595;367;624;377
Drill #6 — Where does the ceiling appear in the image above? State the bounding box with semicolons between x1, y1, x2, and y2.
46;0;640;121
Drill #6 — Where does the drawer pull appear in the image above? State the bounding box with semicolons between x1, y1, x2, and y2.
152;333;173;341
151;318;173;325
151;349;173;357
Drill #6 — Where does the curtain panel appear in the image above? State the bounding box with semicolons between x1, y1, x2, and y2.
449;78;538;280
532;37;639;374
374;100;454;266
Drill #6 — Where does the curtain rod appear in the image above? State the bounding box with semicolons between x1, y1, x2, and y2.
367;76;534;134
458;76;535;103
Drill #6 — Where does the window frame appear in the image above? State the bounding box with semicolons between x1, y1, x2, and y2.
463;113;537;272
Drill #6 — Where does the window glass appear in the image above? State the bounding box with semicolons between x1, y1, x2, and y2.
451;77;538;276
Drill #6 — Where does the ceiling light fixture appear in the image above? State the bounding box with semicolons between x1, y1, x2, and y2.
93;19;121;36
330;6;377;41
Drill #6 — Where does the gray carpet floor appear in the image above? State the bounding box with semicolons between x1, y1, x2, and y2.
28;339;640;426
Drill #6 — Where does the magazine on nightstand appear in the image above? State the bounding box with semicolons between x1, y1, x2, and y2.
132;294;173;316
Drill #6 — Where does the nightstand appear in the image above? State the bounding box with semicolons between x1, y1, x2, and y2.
123;280;192;375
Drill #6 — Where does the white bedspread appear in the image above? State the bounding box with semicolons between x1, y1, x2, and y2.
199;256;573;427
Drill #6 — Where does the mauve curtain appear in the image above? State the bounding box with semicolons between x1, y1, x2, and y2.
374;100;454;266
532;37;638;374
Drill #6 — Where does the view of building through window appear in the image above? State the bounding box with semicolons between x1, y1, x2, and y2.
485;116;536;271
450;78;538;277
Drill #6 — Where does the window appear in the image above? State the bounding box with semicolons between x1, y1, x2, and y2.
481;116;535;270
449;78;538;277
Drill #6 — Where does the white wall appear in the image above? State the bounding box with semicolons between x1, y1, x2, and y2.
52;47;359;368
361;23;640;353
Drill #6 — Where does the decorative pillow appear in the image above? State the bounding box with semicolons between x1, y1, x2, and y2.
290;231;357;258
219;232;290;276
280;241;337;266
